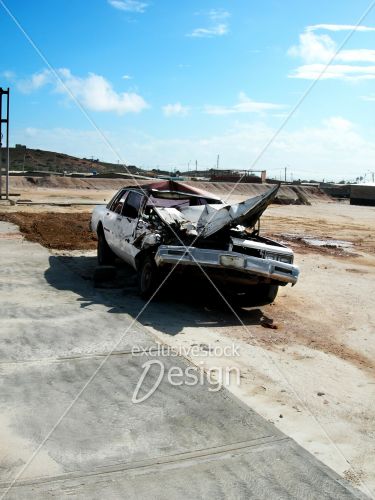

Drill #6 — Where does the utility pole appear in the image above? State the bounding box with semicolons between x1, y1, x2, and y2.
195;160;197;175
22;147;26;174
0;87;10;200
284;166;287;182
216;154;220;170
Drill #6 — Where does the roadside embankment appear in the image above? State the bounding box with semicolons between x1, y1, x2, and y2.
9;175;330;205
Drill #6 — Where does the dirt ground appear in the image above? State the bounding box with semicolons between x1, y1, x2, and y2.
1;190;374;495
142;200;375;495
0;212;97;250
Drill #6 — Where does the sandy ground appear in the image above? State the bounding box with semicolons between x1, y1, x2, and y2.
139;201;375;495
1;190;374;496
5;187;112;212
3;177;328;212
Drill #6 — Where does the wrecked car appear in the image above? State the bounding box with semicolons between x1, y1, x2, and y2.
91;180;299;303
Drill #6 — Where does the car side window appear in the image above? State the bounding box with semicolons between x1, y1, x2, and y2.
112;192;128;214
122;191;144;219
108;189;127;212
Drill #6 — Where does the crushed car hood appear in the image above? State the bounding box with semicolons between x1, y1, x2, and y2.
196;185;279;238
154;185;279;239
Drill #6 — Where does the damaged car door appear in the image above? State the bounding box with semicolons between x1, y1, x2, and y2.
111;190;145;266
102;189;127;248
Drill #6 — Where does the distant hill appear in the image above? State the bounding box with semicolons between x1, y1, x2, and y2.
5;146;141;175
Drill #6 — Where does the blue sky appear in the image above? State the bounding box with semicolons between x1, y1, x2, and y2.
1;0;375;181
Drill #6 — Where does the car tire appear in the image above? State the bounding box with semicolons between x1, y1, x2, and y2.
97;230;115;265
254;284;279;305
233;284;279;307
138;256;159;299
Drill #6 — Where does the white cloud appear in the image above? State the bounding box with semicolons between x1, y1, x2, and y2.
57;70;148;113
290;63;375;80
307;24;375;33
108;0;148;13
289;31;375;64
122;74;132;80
188;9;230;38
17;68;148;114
188;24;228;38
288;25;375;80
1;70;16;80
288;32;336;63
337;48;375;63
18;69;53;92
162;103;190;117
360;94;375;101
14;117;375;181
204;92;285;115
208;9;230;21
322;116;353;131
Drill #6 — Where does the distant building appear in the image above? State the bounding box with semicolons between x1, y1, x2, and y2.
209;169;266;184
350;184;375;206
15;144;26;149
320;182;350;199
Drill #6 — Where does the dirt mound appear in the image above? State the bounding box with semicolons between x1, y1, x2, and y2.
0;212;96;250
10;175;127;191
9;175;329;205
191;182;326;204
8;147;140;175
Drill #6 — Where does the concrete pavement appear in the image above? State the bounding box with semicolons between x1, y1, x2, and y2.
0;222;366;499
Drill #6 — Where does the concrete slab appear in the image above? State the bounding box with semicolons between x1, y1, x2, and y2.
0;353;278;481
0;223;366;499
0;238;153;361
2;440;364;500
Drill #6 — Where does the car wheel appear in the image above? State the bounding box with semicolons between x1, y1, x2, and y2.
138;256;159;299
97;231;115;265
233;284;279;307
255;284;279;305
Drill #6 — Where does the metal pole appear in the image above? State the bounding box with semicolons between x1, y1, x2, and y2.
0;88;10;199
6;88;9;199
23;148;26;174
0;89;3;199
